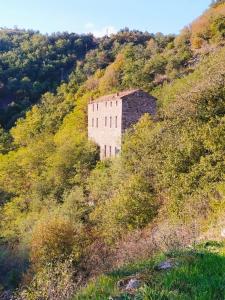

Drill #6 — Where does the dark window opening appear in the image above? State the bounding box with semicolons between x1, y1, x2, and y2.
105;116;107;126
115;147;120;156
109;146;112;157
110;116;112;128
92;118;94;127
96;118;98;128
115;116;118;128
104;145;107;157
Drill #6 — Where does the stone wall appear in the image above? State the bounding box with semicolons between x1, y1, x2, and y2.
122;91;156;131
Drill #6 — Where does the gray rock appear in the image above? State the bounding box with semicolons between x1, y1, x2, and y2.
155;260;174;270
125;278;142;290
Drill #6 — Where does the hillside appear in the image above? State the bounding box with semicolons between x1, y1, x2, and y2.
0;1;224;299
75;242;225;299
0;1;224;129
0;29;151;128
0;30;97;127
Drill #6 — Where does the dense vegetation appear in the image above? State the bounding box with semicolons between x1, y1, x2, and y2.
0;29;152;128
0;2;224;299
0;30;97;127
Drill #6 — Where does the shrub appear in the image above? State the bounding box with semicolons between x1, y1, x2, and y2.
91;173;158;241
19;260;76;300
30;215;84;268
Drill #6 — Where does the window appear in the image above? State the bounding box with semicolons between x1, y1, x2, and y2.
96;118;98;128
92;118;94;127
110;101;112;107
115;147;120;156
116;101;118;106
115;116;118;128
105;102;107;107
110;116;112;128
104;145;107;157
105;116;107;127
97;103;99;111
109;146;112;157
92;104;94;112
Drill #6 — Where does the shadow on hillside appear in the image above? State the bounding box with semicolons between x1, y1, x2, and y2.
0;244;28;292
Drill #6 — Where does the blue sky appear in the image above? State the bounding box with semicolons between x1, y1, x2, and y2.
1;0;211;36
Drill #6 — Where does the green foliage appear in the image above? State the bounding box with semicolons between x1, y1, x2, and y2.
0;29;96;127
210;14;225;42
0;126;12;153
0;29;153;128
75;275;118;300
91;173;157;240
99;53;125;94
87;160;115;204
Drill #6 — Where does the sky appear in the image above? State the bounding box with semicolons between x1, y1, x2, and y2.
0;0;212;36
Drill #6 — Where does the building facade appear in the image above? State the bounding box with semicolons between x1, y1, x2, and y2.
88;89;156;159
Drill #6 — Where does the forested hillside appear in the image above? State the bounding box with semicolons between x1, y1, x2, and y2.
0;30;97;127
0;1;225;299
0;29;153;128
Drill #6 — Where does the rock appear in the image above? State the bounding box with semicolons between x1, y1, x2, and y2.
117;276;143;293
125;278;142;291
155;260;174;270
221;228;225;238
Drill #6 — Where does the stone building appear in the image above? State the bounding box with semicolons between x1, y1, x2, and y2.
88;89;156;159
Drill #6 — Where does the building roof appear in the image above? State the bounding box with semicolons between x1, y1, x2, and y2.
89;89;143;103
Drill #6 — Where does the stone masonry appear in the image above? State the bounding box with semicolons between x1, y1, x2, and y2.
88;89;156;159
